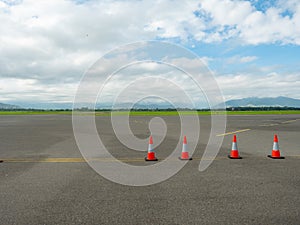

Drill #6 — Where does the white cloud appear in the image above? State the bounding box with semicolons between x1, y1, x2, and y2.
226;55;258;64
200;0;253;26
92;59;213;108
239;7;297;44
217;72;300;100
0;77;77;102
0;0;300;105
200;0;300;44
240;56;257;63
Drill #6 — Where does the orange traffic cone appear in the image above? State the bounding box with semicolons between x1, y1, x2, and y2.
228;135;242;159
145;136;158;161
268;135;285;159
179;136;192;160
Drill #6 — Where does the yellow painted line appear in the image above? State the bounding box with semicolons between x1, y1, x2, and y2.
0;157;146;163
259;123;279;127
281;119;298;124
0;156;228;163
259;119;299;126
216;129;251;137
1;157;146;163
1;155;300;163
44;158;85;162
1;158;86;163
267;123;279;126
88;158;145;162
89;156;229;162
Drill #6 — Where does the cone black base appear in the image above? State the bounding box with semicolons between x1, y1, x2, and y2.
228;155;242;159
178;157;192;160
267;155;285;159
145;157;158;161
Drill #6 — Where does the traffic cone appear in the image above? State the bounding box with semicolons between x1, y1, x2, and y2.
145;136;158;161
228;135;242;159
268;135;285;159
179;136;192;160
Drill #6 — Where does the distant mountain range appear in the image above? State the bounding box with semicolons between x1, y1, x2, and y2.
1;96;300;110
224;96;300;108
0;103;20;109
104;102;177;110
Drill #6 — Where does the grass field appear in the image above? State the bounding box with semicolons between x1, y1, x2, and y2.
0;110;300;116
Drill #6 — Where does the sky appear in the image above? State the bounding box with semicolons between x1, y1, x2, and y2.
0;0;300;108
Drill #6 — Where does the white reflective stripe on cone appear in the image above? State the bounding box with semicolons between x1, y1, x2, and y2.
182;143;188;153
232;142;238;151
148;144;154;152
273;142;279;151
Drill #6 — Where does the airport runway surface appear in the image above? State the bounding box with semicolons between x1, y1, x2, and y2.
0;114;300;224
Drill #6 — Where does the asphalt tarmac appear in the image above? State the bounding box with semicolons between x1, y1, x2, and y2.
0;114;300;224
